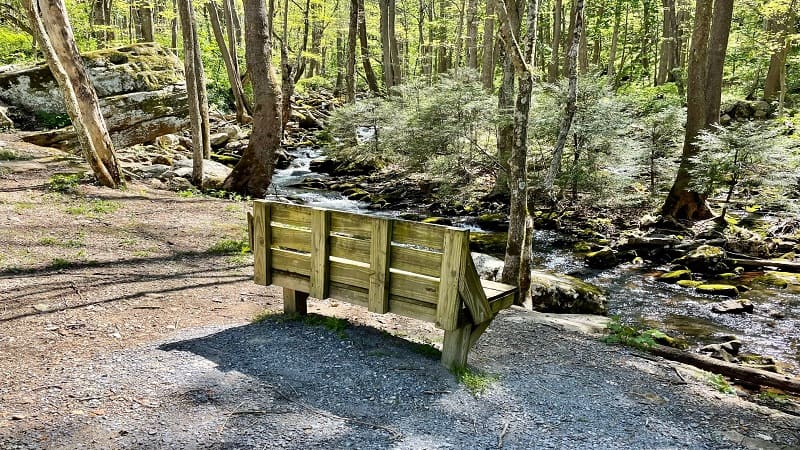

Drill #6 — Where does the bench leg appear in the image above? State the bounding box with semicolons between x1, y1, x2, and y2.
283;288;308;315
441;325;472;369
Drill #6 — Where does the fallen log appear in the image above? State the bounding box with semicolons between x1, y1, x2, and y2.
730;258;800;272
647;343;800;394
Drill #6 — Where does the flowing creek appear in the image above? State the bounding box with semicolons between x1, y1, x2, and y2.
269;148;800;377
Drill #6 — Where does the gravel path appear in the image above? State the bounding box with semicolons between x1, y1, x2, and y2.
3;306;798;450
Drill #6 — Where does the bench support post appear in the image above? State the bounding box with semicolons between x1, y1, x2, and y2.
441;325;471;369
283;288;308;315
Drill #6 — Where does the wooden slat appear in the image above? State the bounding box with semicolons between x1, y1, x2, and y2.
388;296;438;323
271;249;311;276
271;226;311;253
247;211;254;251
283;288;308;315
310;209;330;299
458;255;493;324
329;235;370;263
480;279;517;292
269;202;311;228
368;218;392;313
392;220;446;250
329;283;369;308
436;229;468;330
389;272;439;304
329;260;370;289
390;246;442;278
329;210;372;237
271;270;310;292
489;293;516;314
252;201;271;286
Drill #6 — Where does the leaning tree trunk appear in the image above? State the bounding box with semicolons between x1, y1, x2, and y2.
24;0;123;188
223;0;283;196
357;0;381;94
207;0;250;123
543;0;583;197
177;0;211;186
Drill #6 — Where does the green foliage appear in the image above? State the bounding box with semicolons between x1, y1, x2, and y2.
47;173;82;193
296;76;334;93
0;28;35;65
328;72;497;191
66;199;121;216
35;111;72;129
602;316;658;350
207;238;250;254
452;366;498;396
705;373;736;395
618;83;683;116
48;257;73;270
688;122;793;210
0;148;31;161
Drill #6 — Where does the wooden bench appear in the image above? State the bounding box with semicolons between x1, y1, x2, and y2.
249;200;518;369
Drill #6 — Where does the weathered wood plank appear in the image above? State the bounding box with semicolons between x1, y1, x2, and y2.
392;220;446;250
329;235;370;263
270;202;312;228
388;296;438;323
271;248;311;276
390;246;442;278
247;211;254;251
368;218;392;313
283;288;308;315
310;209;330;299
329;282;369;308
441;325;471;369
329;210;372;237
436;229;468;330
390;272;439;304
271;270;310;292
329;260;371;289
459;255;493;324
489;293;516;314
252;201;271;286
271;226;311;253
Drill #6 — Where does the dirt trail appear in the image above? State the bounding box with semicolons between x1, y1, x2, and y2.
1;136;799;449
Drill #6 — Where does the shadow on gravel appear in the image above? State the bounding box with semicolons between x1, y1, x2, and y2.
158;315;456;447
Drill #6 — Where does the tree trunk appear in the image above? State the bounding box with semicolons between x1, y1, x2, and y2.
171;0;179;50
346;0;358;102
24;0;123;188
207;0;250;123
91;0;114;43
544;0;583;196
222;0;282;196
465;0;479;70
607;2;620;78
640;0;653;80
480;0;495;90
763;4;794;101
358;0;381;94
177;0;211;186
656;0;676;85
578;5;588;74
500;0;539;308
388;0;401;85
591;4;604;66
453;0;467;72
661;0;714;220
548;0;561;82
703;0;733;125
139;5;154;42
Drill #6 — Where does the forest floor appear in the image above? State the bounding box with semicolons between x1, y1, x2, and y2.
2;134;800;449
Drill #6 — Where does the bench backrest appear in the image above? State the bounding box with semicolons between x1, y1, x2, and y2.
251;200;494;330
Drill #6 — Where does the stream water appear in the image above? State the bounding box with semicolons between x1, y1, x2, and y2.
269;148;800;376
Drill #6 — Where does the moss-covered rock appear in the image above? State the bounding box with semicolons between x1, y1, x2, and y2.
475;213;508;231
422;216;452;226
697;284;740;297
469;232;507;255
585;246;617;269
657;269;692;283
530;270;607;315
674;245;729;273
754;271;800;289
677;280;703;288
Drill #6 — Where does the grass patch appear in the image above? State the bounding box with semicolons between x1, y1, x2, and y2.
66;199;121;217
208;238;250;254
48;173;82;193
225;253;251;265
12;202;35;213
177;189;200;198
47;257;73;270
253;312;349;338
705;373;735;395
452;366;498;396
38;236;84;248
407;341;441;359
0;148;31;160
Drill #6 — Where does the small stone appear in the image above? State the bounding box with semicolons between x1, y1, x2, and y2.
711;299;753;314
658;269;692;283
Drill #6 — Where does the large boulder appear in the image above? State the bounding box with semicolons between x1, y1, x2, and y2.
0;43;188;149
172;159;233;189
674;245;729;273
530;270;608;315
